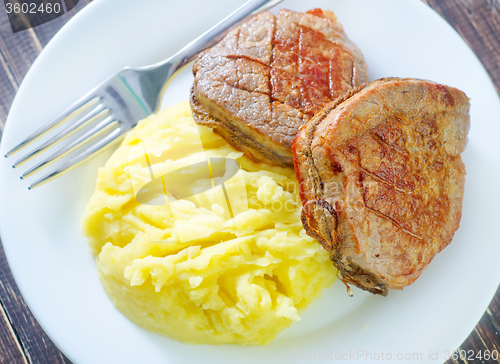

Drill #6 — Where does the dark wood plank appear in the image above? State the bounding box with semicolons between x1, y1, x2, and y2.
423;0;500;95
33;0;93;47
0;62;15;140
0;7;97;364
0;10;41;133
0;238;71;364
0;35;19;141
0;12;42;86
0;3;93;361
451;307;500;363
0;0;93;132
0;300;27;364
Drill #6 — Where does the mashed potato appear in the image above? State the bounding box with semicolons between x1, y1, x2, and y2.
81;102;336;345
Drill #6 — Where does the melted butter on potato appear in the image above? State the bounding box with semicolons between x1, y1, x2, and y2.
81;102;336;345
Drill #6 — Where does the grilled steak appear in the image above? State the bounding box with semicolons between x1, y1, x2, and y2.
190;9;368;167
293;78;470;296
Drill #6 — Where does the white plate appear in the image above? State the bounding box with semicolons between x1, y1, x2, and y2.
1;0;499;363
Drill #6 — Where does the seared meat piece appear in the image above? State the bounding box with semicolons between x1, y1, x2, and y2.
293;78;470;296
190;9;368;167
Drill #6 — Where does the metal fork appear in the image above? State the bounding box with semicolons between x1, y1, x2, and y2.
5;0;283;190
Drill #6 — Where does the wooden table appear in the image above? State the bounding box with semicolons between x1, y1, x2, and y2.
0;1;499;363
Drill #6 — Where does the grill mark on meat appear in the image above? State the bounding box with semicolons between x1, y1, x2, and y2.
268;15;277;131
297;24;340;117
272;15;362;118
205;68;271;99
369;131;409;157
192;10;368;167
226;54;271;69
293;78;470;295
359;166;408;194
350;118;365;129
414;128;433;138
363;132;416;194
363;206;424;240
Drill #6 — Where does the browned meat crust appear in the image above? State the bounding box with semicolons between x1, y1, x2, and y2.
292;78;470;296
190;9;368;167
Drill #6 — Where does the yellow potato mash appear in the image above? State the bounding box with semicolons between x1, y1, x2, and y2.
81;102;336;345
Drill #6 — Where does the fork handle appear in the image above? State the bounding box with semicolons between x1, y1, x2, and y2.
145;0;283;73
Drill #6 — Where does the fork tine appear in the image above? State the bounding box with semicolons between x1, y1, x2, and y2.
4;96;102;158
13;104;109;168
27;125;123;190
21;116;119;180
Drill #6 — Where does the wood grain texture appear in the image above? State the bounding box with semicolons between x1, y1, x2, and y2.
0;2;93;363
0;0;498;363
450;303;500;364
0;0;93;142
0;299;27;364
423;0;500;96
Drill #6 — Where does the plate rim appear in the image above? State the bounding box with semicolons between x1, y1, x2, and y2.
1;0;500;363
